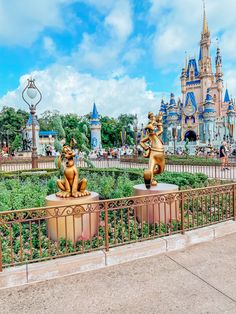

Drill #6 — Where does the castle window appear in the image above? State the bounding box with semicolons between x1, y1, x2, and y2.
190;70;194;80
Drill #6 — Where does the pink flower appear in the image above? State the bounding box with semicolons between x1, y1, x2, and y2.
24;249;31;255
25;242;29;246
99;220;105;227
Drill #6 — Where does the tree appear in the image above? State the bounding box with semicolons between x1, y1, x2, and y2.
0;107;28;149
100;114;136;148
11;134;22;152
38;110;65;139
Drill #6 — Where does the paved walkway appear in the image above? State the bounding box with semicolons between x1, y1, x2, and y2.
1;233;236;314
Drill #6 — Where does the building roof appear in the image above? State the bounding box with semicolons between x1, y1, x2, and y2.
39;131;57;137
91;103;99;119
26;113;39;126
203;89;215;114
224;88;230;103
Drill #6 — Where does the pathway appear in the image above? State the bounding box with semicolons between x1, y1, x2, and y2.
1;233;236;313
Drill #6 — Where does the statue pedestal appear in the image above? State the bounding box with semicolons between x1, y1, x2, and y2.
45;192;99;242
133;183;179;224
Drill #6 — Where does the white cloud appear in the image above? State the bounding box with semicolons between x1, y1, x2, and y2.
69;0;136;76
0;65;163;122
105;0;133;41
0;0;70;46
43;36;56;55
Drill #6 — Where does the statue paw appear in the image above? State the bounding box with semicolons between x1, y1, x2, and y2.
151;180;157;186
72;190;91;197
56;191;71;198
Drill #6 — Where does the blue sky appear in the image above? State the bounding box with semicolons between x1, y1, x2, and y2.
0;0;235;119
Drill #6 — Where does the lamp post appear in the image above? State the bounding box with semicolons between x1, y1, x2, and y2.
22;78;42;168
133;114;138;158
172;125;181;155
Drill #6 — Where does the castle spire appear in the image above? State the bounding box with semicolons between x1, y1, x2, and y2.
202;0;209;35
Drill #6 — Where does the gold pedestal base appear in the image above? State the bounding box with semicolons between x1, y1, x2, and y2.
133;184;179;224
45;193;99;242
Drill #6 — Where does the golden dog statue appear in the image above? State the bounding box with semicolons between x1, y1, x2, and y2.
140;112;165;189
56;141;90;198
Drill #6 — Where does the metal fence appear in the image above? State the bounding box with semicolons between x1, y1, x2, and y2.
1;157;236;180
0;183;235;271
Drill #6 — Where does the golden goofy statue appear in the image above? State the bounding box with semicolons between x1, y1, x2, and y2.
140;112;165;189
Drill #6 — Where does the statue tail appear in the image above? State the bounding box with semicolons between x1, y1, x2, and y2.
144;169;152;189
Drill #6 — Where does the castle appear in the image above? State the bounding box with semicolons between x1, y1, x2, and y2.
90;103;102;150
160;6;236;151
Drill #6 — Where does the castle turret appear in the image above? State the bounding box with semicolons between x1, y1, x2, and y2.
180;67;187;96
224;87;230;103
199;3;212;76
215;47;223;85
203;88;216;144
226;99;236;141
167;93;179;124
90;103;102;150
199;3;214;107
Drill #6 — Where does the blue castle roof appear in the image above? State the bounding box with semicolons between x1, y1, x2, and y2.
227;100;235;114
39;131;57;137
186;58;199;78
91;103;99;119
26;113;39;126
90;103;101;125
224;88;230;103
168;93;178;117
203;89;215;114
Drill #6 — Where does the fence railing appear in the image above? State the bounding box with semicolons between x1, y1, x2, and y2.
1;157;236;180
0;183;235;271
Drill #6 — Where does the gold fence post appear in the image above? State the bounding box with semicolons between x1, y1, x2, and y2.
104;202;109;252
233;184;236;221
181;192;185;234
0;235;2;272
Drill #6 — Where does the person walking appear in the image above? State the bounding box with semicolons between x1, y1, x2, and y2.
225;143;231;170
220;141;227;171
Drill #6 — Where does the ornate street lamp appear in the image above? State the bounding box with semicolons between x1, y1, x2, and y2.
22;78;42;168
133;114;138;158
171;125;181;155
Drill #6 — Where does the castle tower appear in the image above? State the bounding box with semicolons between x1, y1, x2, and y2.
90;103;102;150
215;46;223;112
226;99;236;142
159;99;168;143
199;2;214;106
203;88;216;144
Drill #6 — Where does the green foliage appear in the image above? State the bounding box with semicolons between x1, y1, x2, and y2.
0;107;28;149
0;178;48;211
101;114;137;148
158;172;208;189
125;155;221;166
0;168;210;212
54;139;62;152
38;110;65;139
11;134;22;152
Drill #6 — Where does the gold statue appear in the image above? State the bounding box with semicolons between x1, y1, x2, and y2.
140;112;165;189
56;140;90;198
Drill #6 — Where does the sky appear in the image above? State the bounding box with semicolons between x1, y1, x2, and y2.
0;0;236;121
